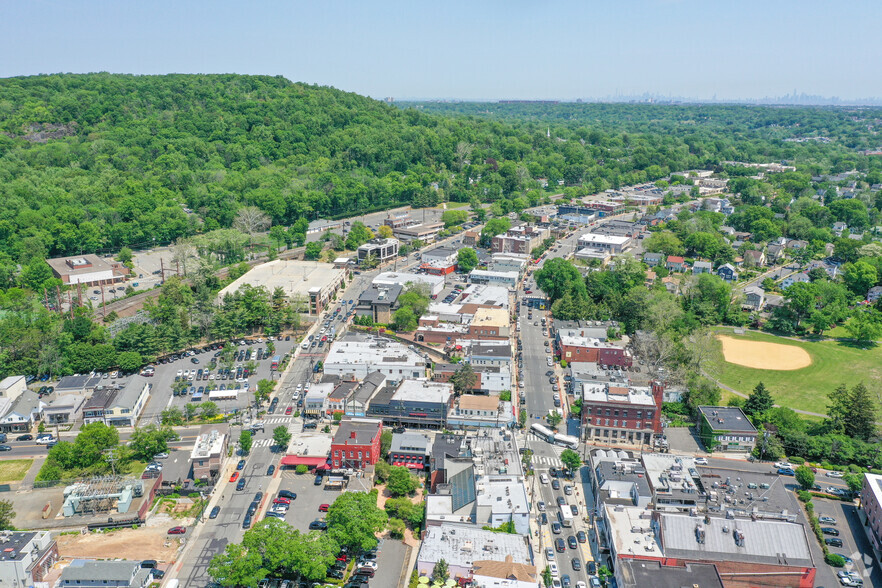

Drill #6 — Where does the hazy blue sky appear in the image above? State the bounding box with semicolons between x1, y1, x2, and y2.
2;0;880;100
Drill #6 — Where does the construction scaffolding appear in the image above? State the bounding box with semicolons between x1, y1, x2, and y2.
62;476;144;517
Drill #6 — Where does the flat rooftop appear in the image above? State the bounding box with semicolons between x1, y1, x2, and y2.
698;406;757;433
393;379;452;404
218;259;345;299
582;382;655;406
419;523;532;569
578;233;631;245
605;505;662;558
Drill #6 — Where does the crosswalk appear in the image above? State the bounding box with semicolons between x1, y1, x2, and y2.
533;455;563;467
252;438;275;448
263;417;292;424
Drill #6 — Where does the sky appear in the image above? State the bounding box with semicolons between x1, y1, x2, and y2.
2;0;881;101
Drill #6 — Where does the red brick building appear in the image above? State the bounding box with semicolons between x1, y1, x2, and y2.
330;418;383;469
557;336;633;367
581;381;663;445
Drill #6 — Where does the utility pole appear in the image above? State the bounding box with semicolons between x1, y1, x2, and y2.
100;284;106;319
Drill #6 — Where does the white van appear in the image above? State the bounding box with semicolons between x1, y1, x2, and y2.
301;341;310;350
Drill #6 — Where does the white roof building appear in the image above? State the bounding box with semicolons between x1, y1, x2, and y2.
373;271;445;297
324;335;426;381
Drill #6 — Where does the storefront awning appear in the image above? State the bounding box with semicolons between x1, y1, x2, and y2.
280;456;328;467
393;462;424;469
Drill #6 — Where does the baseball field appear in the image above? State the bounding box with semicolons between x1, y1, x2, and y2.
709;329;882;415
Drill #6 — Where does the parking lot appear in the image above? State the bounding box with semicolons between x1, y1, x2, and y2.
274;469;344;533
141;336;301;423
811;497;880;586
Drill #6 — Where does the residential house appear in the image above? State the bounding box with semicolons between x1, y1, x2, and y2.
330;417;383;469
665;256;685;272
718;226;736;236
462;231;480;247
717;263;737;282
766;243;786;265
644;270;657;287
0;390;44;433
58;559;151;588
343;371;387;417
0;531;57;586
780;272;810;289
661;276;679;295
786;239;808;250
833;222;847;237
692;260;713;274
742;249;765;267
868;286;882;303
743;286;765;310
642;252;664;267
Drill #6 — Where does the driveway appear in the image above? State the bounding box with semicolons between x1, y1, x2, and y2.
663;426;704;454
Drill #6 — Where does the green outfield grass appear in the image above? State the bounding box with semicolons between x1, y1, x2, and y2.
707;329;882;416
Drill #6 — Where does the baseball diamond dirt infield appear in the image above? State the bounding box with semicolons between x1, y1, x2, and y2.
717;335;813;370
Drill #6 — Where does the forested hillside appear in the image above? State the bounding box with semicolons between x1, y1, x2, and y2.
1;73;871;279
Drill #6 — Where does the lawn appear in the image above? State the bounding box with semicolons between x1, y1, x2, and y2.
707;328;882;416
0;459;34;482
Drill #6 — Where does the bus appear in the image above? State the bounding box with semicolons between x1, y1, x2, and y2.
530;423;555;442
553;433;579;450
271;355;281;370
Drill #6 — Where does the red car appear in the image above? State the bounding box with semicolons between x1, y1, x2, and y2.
319;503;330;512
167;526;186;535
285;406;293;415
230;472;239;483
273;498;291;505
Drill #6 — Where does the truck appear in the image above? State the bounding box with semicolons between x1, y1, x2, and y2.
271;355;281;370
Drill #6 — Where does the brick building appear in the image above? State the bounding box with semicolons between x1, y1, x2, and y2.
330;418;383;469
581;381;663;445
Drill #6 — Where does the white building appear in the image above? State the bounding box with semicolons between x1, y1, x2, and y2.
577;233;632;254
324;336;426;381
468;269;519;289
373;271;445;297
0;376;26;404
0;531;58;587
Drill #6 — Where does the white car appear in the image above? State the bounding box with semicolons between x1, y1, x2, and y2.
176;370;183;377
356;560;378;570
540;473;550;484
826;471;844;478
546;358;554;367
694;457;708;465
35;435;55;444
774;461;793;470
548;562;559;577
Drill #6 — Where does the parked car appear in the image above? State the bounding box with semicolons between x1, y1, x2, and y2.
237;459;246;470
819;516;837;524
319;503;330;512
309;520;328;530
825;537;843;547
278;490;297;499
229;472;239;483
16;434;33;441
821;527;840;536
209;506;220;519
167;526;186;535
236;477;247;491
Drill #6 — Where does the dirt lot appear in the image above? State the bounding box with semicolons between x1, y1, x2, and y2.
57;525;183;562
717;335;812;370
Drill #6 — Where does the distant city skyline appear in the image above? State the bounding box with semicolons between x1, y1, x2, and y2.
2;0;882;103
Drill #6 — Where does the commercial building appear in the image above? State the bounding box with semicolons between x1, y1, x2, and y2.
389;432;432;470
447;395;514;428
862;473;882;553
373;271;445;297
468;269;519;289
41;394;86;425
323;335;426;381
357;238;400;265
0;376;26;404
54;375;102;397
46;254;126;286
697;406;758;453
303;382;334;417
59;559;151;588
491;225;549;255
355;283;402;323
469;307;510;338
589;449;653;513
641;453;705;511
557;336;632;367
416;523;534;582
617;560;723;588
0;531;58;587
552;319;616;342
103;376;151;427
330;418;383;469
394;222;444;244
367;379;453;429
190;430;228;480
420;245;459;275
581;381;663;445
557;204;600;224
343;371;387;417
577;233;632;253
217;259;348;315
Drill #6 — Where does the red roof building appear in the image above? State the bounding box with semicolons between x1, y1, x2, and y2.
330;417;383;469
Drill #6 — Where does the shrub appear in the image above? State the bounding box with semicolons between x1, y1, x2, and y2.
789;456;805;465
825;553;846;567
796;490;812;502
295;464;308;474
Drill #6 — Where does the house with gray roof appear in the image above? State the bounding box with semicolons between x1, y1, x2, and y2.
697;406;758;452
692;260;713;274
343;371;387;417
743;286;765;310
0;390;45;433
